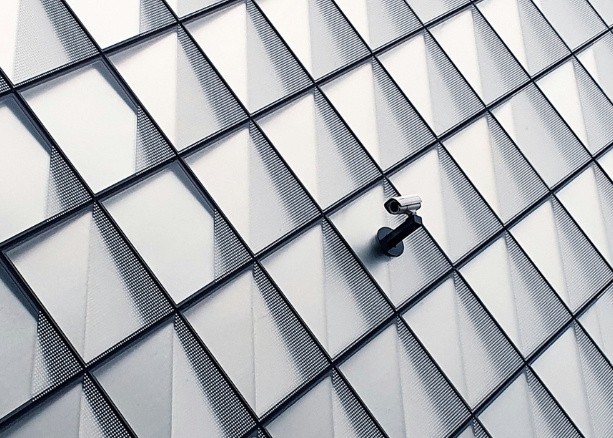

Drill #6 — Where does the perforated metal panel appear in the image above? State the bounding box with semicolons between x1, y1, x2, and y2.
2;0;613;436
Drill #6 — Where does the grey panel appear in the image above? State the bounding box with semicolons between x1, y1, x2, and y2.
0;0;97;84
0;377;130;438
4;0;613;435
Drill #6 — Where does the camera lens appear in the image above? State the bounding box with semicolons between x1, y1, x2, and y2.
389;200;400;213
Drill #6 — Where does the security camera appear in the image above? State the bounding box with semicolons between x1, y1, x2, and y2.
384;194;422;215
377;194;423;257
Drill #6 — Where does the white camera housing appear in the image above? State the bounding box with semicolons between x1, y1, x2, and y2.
384;194;422;215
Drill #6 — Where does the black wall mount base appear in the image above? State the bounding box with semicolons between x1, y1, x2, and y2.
377;214;422;257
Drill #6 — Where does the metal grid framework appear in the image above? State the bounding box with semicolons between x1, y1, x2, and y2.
2;0;613;436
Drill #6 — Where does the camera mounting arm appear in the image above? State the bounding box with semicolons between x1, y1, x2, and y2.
376;195;423;257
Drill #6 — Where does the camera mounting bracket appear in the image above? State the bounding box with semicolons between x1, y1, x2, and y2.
377;195;423;257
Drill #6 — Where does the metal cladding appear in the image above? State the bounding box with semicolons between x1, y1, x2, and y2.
1;0;613;437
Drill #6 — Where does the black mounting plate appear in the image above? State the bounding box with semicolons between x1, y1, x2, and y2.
377;227;404;257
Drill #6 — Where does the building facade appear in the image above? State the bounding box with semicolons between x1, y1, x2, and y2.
2;0;613;436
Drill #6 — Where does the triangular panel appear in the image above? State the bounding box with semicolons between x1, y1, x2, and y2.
461;234;570;357
445;115;548;222
478;0;569;75
257;90;380;208
187;0;312;112
8;0;97;84
321;59;435;169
